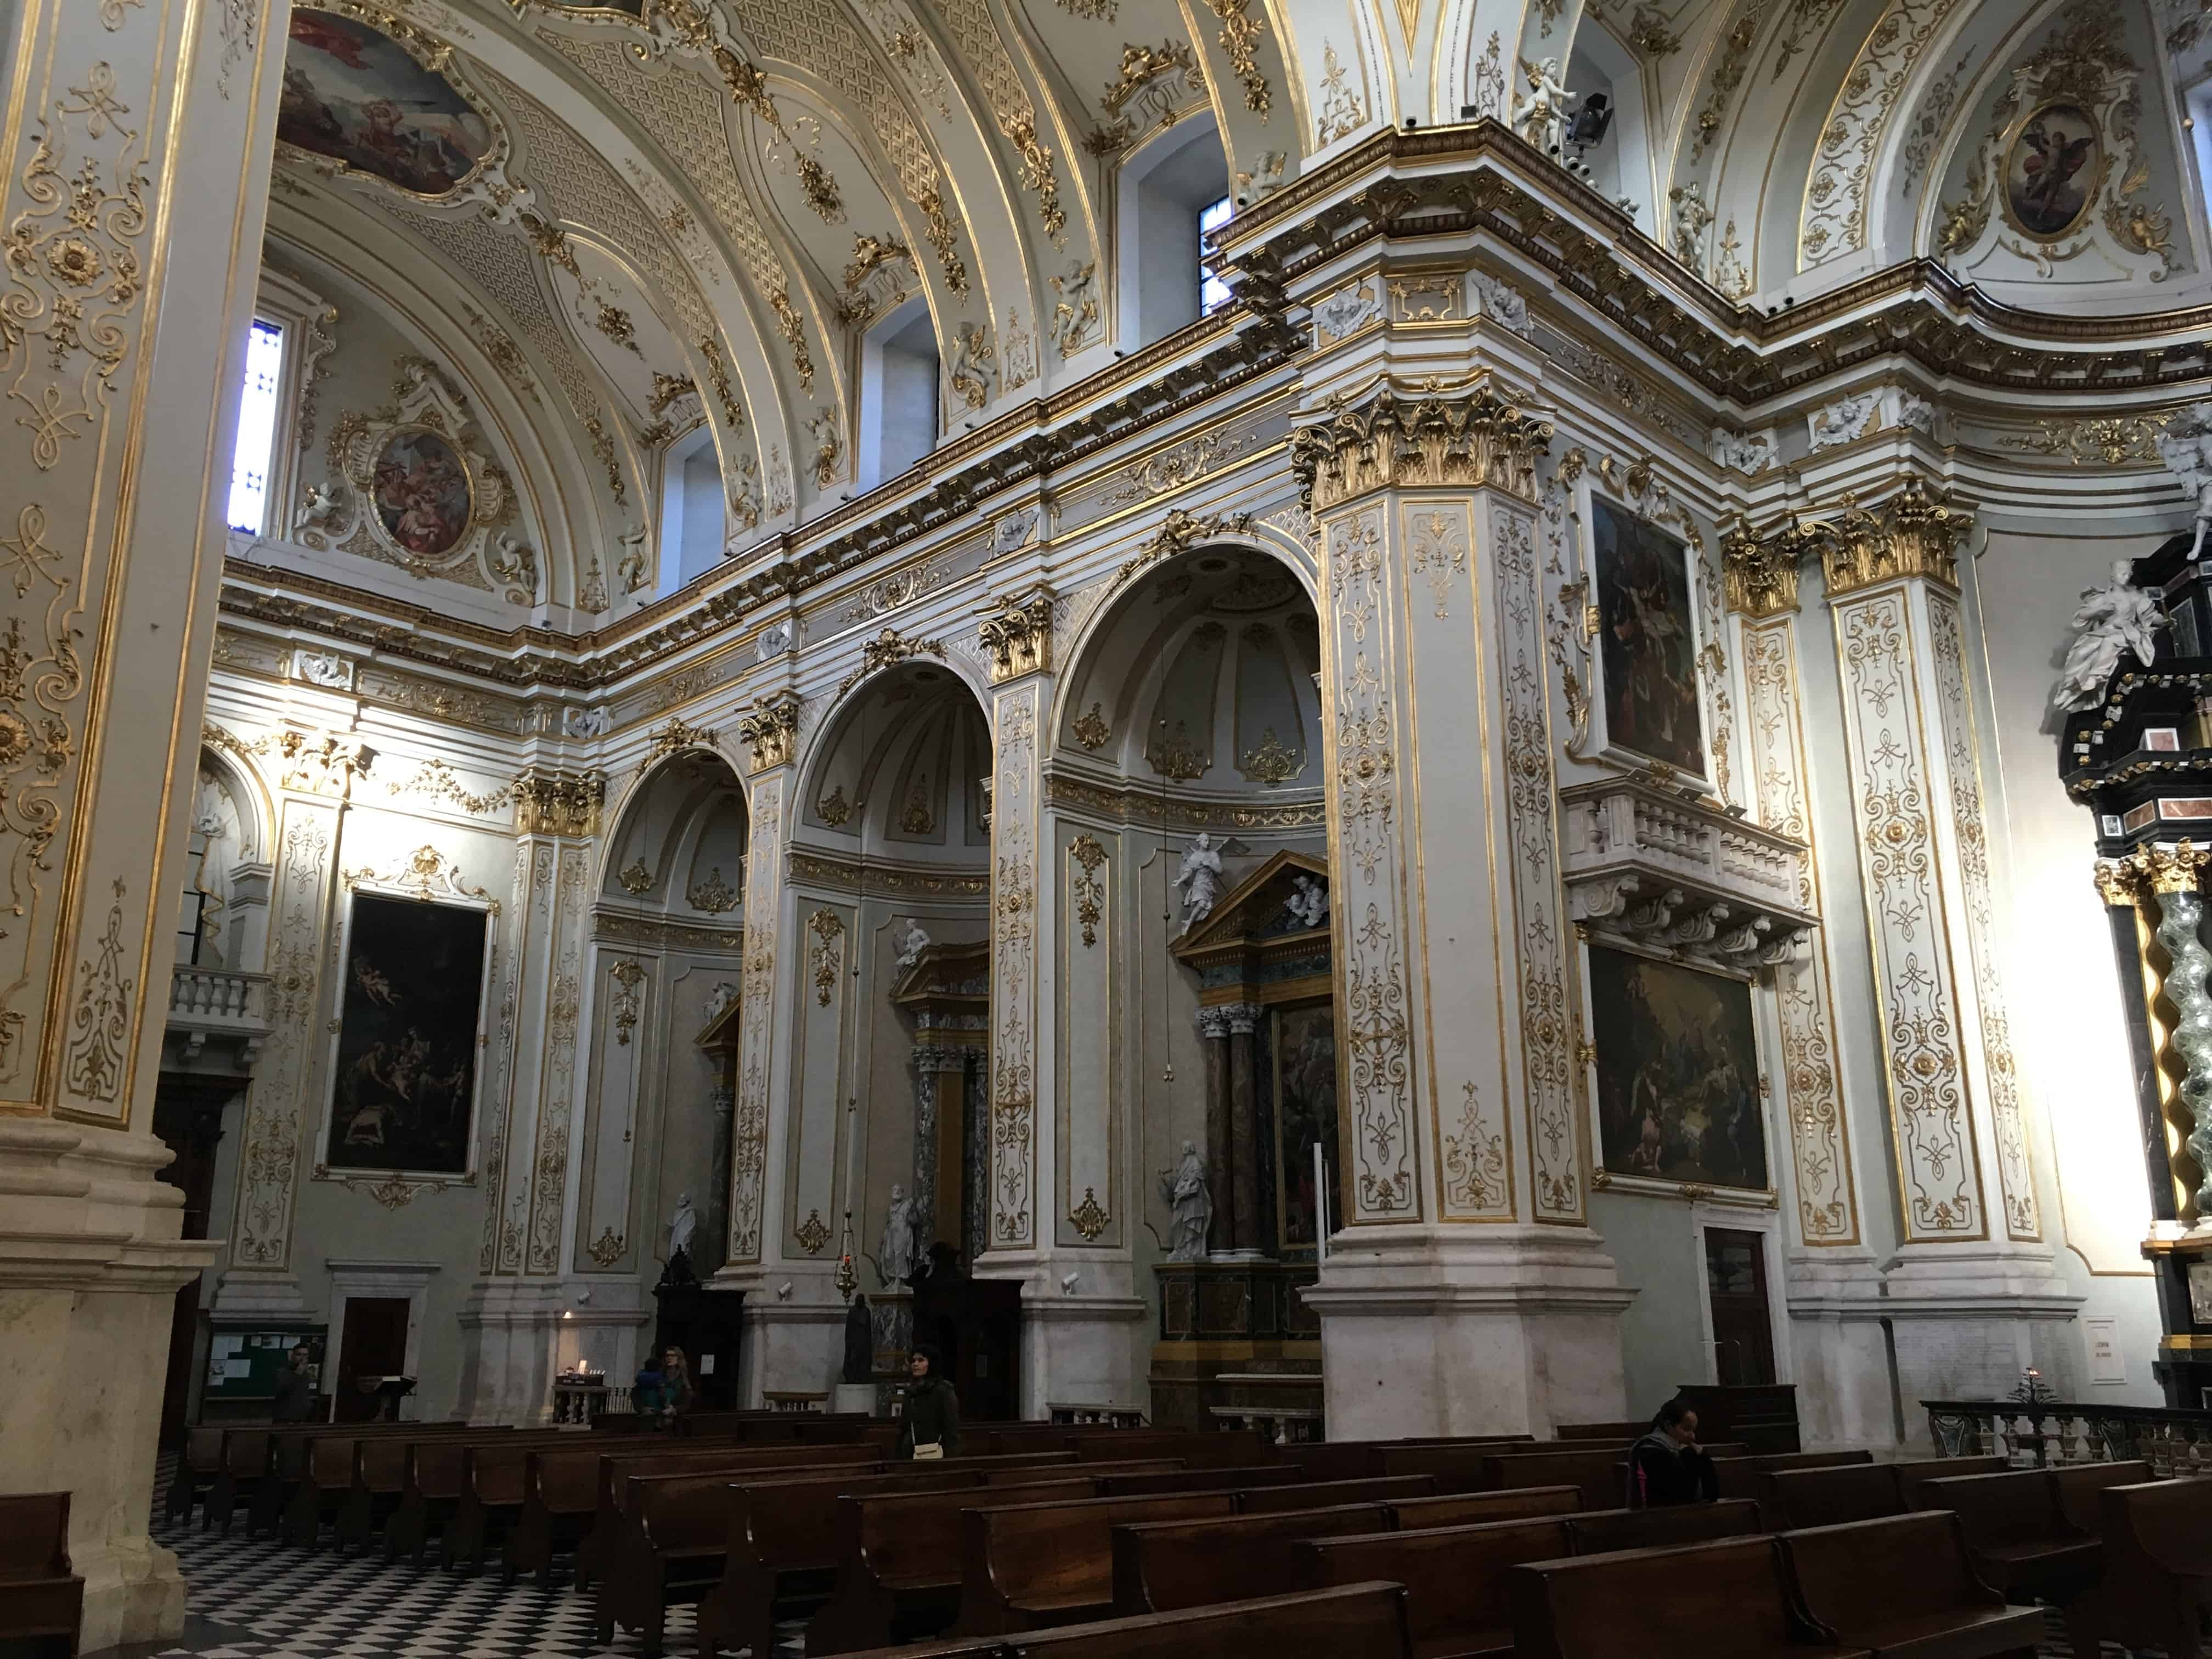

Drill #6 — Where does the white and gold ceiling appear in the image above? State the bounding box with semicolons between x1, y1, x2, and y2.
258;0;2212;616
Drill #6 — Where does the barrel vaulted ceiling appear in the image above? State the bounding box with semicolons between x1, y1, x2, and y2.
266;0;2212;608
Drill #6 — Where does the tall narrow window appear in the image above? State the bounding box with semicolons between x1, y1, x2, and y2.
1197;196;1234;314
226;319;286;534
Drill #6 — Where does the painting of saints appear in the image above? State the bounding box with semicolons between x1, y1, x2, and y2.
1272;1001;1342;1250
1587;945;1767;1193
279;10;493;197
1592;497;1706;775
324;893;489;1175
371;430;472;558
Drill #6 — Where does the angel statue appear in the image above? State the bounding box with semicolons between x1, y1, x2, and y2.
1513;57;1575;157
2052;560;2165;712
1173;833;1224;936
1158;1142;1213;1262
659;1192;699;1288
894;917;932;974
2157;416;2212;562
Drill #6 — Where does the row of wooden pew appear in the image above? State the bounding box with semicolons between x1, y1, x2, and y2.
0;1492;81;1659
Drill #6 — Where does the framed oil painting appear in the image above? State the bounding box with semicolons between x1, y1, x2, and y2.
280;10;493;198
321;892;491;1176
1591;496;1706;776
1585;944;1769;1195
371;429;473;557
1271;1000;1342;1251
2001;103;2103;242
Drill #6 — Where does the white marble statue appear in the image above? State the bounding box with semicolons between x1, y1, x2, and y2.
2157;417;2212;561
894;917;932;973
667;1192;697;1263
1159;1142;1213;1261
1283;873;1330;932
878;1184;922;1284
1513;56;1573;156
298;478;345;531
1173;833;1224;936
2053;559;2166;712
616;527;650;594
704;981;738;1022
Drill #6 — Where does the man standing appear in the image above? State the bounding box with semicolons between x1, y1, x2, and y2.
895;1347;960;1460
272;1344;319;1424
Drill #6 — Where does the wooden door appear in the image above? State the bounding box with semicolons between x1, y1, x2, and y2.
1703;1228;1777;1387
335;1296;410;1423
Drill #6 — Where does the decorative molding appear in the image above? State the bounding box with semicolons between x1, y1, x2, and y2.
609;958;647;1047
795;1208;831;1254
1070;1186;1109;1239
836;627;946;696
1290;375;1553;511
736;693;802;771
342;844;497;912
687;866;740;913
809;909;845;1006
1818;482;1971;597
1069;835;1108;947
514;767;605;837
977;585;1056;682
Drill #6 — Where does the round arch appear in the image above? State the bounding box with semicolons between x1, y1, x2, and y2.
596;746;749;914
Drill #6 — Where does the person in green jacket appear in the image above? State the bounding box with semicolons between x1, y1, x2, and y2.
896;1346;960;1459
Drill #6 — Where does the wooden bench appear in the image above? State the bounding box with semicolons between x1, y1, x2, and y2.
1760;1459;2007;1531
2049;1459;2154;1532
808;1477;1099;1654
1915;1470;2102;1606
1712;1451;1873;1504
1508;1536;1872;1657
1778;1512;2046;1658
1300;1515;1577;1658
204;1426;275;1537
1483;1443;1751;1512
164;1425;226;1526
1284;1439;1530;1487
380;1429;569;1564
1892;1458;2007;1512
338;1426;551;1554
1238;1475;1435;1513
1387;1486;1580;1530
2066;1476;2212;1659
1554;1421;1645;1441
957;1491;1244;1636
281;1424;478;1548
1111;1504;1393;1613
825;1581;1416;1659
1068;1430;1273;1468
0;1493;82;1659
1093;1464;1297;1497
1562;1498;1763;1554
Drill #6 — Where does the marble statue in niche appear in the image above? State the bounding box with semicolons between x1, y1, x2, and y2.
1159;1142;1214;1260
1281;872;1329;932
2052;559;2164;712
1173;834;1224;935
2157;415;2212;562
894;918;932;974
879;1184;922;1284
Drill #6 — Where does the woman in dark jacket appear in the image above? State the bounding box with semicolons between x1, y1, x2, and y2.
1627;1397;1719;1507
896;1346;961;1459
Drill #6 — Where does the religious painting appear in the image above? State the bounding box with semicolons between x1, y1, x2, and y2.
279;10;493;197
1592;497;1706;775
371;429;472;557
2002;103;2103;241
1587;945;1768;1194
1272;1000;1342;1251
323;893;489;1175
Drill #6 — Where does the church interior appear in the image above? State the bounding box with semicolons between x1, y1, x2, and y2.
5;0;2212;1653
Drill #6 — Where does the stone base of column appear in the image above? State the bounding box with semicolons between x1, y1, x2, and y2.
738;1295;847;1404
1303;1228;1635;1438
1881;1248;2084;1442
0;1121;216;1651
456;1281;569;1424
1019;1292;1149;1419
206;1267;311;1321
1781;1252;1898;1451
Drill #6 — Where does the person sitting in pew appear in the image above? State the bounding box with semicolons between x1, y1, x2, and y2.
1627;1398;1718;1508
896;1347;961;1461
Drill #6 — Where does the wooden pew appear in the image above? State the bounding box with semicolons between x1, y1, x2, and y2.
1778;1512;2046;1658
1387;1486;1581;1530
1555;1422;1644;1441
281;1424;482;1548
1508;1536;1871;1657
1300;1515;1577;1658
0;1493;82;1659
1892;1458;2007;1512
205;1426;274;1537
1712;1451;1872;1503
1915;1469;2102;1607
1563;1498;1763;1554
808;1477;1099;1654
1284;1440;1529;1487
1483;1443;1751;1512
1093;1464;1297;1497
1111;1504;1395;1614
164;1425;225;1526
2066;1477;2212;1659
1763;1462;2010;1532
1069;1430;1273;1468
956;1491;1244;1636
381;1430;571;1564
340;1426;556;1554
1238;1476;1436;1513
2050;1458;2154;1532
821;1581;1417;1659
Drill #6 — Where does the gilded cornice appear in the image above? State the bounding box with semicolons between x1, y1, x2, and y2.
1044;770;1324;830
787;851;990;896
512;766;606;837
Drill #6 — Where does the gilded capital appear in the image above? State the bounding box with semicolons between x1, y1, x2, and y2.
976;584;1056;682
1290;371;1553;511
2134;839;2210;896
513;766;605;838
1820;480;1971;598
1721;516;1819;618
735;692;802;772
2092;857;2143;907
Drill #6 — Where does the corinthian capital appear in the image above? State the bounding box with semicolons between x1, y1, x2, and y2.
735;691;802;772
1290;371;1553;511
977;584;1056;682
1820;479;1971;598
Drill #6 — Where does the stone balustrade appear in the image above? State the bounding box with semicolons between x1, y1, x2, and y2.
163;965;276;1072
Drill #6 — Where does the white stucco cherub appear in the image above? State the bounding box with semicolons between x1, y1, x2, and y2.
1513;56;1574;157
2052;558;2165;713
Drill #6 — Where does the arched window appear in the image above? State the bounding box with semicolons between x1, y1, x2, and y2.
656;424;726;592
1115;115;1232;348
858;296;939;489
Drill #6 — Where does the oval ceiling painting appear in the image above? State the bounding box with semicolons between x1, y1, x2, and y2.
2001;102;2104;242
373;429;473;558
279;10;493;198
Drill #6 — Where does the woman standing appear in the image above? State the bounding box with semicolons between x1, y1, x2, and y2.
895;1346;960;1460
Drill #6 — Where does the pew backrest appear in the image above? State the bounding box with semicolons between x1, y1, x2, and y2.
1712;1451;1870;1504
1386;1485;1579;1529
1094;1465;1296;1497
964;1491;1238;1614
1235;1475;1434;1513
2051;1460;2155;1534
1507;1536;1809;1659
1759;1464;1901;1531
1306;1516;1576;1654
2100;1476;2212;1583
841;1478;1096;1588
1891;1455;2007;1510
0;1493;71;1582
1776;1511;2002;1629
1915;1470;2080;1548
1110;1504;1390;1613
1564;1498;1762;1554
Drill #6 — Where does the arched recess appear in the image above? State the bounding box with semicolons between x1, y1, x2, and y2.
180;741;278;974
791;657;996;1276
1048;538;1335;1304
1115;113;1235;352
583;749;749;1287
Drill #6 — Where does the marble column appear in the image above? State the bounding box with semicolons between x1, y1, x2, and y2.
1223;1002;1265;1256
0;0;286;1643
1817;483;2078;1406
1195;1008;1233;1249
910;1042;974;1248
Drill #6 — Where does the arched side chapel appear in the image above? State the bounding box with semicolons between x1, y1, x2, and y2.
6;0;2212;1644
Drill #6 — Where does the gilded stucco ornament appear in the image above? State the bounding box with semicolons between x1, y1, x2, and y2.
1290;375;1553;511
512;767;606;837
1722;516;1826;618
976;587;1057;682
736;693;802;771
1818;482;1971;597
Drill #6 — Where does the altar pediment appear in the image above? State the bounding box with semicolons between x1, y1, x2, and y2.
1171;849;1332;1000
1558;780;1815;971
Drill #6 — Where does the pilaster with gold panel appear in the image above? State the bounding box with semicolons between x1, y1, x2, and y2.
721;692;799;1271
0;0;288;1643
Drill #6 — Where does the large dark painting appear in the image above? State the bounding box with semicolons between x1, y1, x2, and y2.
2003;103;2102;240
1588;945;1768;1193
1272;1001;1341;1250
1593;496;1705;775
280;10;493;196
324;893;488;1173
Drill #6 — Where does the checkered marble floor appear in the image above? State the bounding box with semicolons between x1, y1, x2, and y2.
142;1470;2121;1659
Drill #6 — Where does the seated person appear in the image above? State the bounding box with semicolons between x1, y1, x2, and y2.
1628;1397;1719;1507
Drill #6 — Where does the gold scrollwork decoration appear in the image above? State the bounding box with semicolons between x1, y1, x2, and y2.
1070;1186;1109;1239
795;1208;832;1254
